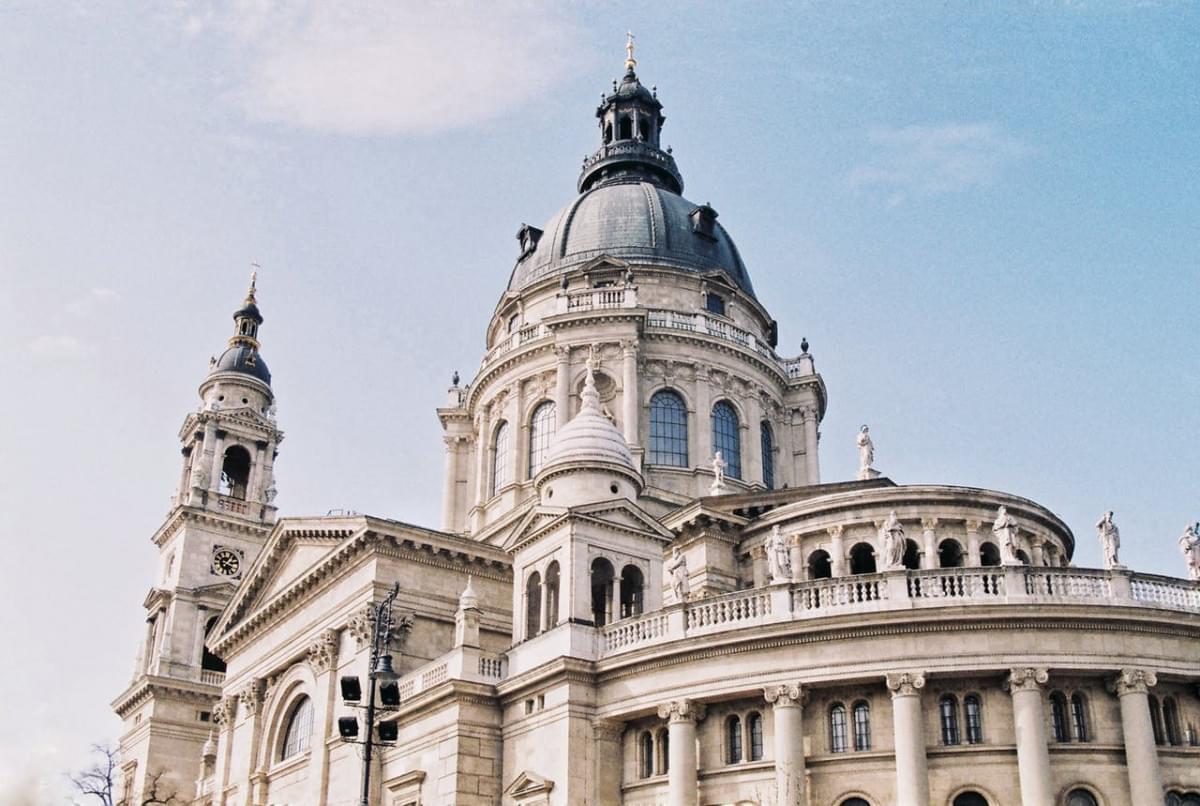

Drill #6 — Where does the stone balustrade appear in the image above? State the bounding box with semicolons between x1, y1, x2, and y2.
392;645;508;702
480;323;552;367
596;566;1200;659
199;669;226;686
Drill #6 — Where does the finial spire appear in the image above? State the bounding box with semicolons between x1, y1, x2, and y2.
247;262;259;304
624;31;636;73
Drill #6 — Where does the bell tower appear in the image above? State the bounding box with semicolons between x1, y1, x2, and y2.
112;272;283;804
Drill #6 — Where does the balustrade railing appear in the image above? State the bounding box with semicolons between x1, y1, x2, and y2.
216;495;248;515
595;567;1200;659
481;323;550;366
199;670;226;686
644;309;768;358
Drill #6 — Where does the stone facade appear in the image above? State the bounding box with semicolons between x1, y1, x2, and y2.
113;49;1200;806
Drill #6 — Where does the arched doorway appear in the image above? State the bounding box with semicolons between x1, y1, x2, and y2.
902;539;921;570
939;539;964;568
590;558;615;626
952;792;990;806
807;550;832;580
849;543;876;574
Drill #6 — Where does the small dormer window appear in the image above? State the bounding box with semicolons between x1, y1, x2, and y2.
690;204;718;240
507;314;519;334
516;224;543;258
706;293;726;316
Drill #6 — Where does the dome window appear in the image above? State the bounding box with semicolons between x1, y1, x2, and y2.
690;203;718;240
705;293;726;316
516;224;543;258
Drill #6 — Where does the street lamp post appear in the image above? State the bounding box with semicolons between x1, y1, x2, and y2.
337;582;401;806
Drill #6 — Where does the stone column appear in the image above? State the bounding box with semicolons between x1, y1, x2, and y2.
751;546;768;588
657;700;706;806
1007;667;1054;806
209;695;238;806
788;535;804;582
305;630;340;805
965;519;982;567
192;606;209;669
539;575;550;634
594;719;624;805
828;526;846;577
621;340;639;446
237;679;266;802
693;368;712;493
920;518;939;569
745;394;764;486
474;408;491;507
441;435;459;531
802;406;820;485
612;576;622;622
208;429;227;493
1110;668;1165;805
886;672;929;806
764;684;807;806
555;346;571;429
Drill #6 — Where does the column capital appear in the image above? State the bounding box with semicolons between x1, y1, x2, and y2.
657;699;707;724
827;524;845;539
236;678;265;717
1007;667;1050;693
965;519;983;532
921;517;939;530
211;695;238;730
763;683;807;708
620;339;638;355
305;629;340;675
554;344;571;361
886;671;926;697
1109;667;1157;697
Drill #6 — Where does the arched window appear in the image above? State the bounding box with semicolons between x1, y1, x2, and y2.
1015;549;1031;565
648;390;688;467
590;558;615;627
1149;695;1166;745
852;701;871;750
1166;793;1200;806
638;118;650;141
711;401;742;479
747;711;764;761
1164;696;1183;745
952;794;990;806
808;550;832;580
1050;692;1070;742
760;422;775;489
619;565;644;619
618;115;632;140
201;616;226;673
980;542;1001;566
849;542;876;575
1070;693;1089;742
638;731;653;779
544;561;560;628
725;715;742;764
830;703;849;753
938;539;964;568
525;571;541;639
603;122;613;144
656;728;669;774
490;421;510;495
939;695;960;745
280;696;313;760
1065;790;1100;806
840;800;871;806
528;402;556;478
964;694;983;744
219;445;252;499
903;539;921;570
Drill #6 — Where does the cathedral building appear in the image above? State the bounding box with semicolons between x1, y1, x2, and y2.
112;44;1200;806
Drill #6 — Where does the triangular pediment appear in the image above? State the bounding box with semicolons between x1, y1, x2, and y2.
503;507;569;552
257;540;339;602
504;770;553;798
571;499;675;542
579;254;631;274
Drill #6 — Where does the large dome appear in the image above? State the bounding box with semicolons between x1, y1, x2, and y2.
507;181;755;297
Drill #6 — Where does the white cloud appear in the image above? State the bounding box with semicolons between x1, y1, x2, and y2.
848;123;1031;205
64;287;120;317
182;2;586;136
28;334;93;360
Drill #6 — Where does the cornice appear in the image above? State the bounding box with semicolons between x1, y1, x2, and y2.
640;328;793;391
111;674;222;718
151;505;272;548
496;656;596;701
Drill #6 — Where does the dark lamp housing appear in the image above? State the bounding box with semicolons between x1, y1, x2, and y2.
340;675;362;702
337;716;359;740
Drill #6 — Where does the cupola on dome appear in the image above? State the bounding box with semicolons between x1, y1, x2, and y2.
540;364;636;474
506;46;755;299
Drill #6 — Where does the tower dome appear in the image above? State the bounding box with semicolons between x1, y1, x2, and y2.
506;42;755;298
535;361;642;506
207;271;271;387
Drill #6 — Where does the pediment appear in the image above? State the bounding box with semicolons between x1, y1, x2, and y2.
579;254;631;274
503;508;569;552
571;499;675;542
504;770;553;798
256;540;339;602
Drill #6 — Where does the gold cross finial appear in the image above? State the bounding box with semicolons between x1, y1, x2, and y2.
624;31;636;72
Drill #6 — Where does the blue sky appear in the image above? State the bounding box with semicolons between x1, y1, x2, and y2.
1;1;1197;800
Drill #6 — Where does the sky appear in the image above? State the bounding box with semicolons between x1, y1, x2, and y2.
1;1;1198;801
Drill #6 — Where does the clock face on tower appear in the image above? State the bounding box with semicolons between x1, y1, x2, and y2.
211;547;241;577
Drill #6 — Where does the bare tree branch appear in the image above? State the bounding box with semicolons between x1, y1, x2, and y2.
66;744;116;806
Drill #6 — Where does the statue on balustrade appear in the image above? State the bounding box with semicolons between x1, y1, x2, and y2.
710;450;727;495
1180;523;1200;581
880;511;906;570
1095;511;1121;569
993;506;1021;564
667;546;690;602
765;525;791;583
856;424;876;481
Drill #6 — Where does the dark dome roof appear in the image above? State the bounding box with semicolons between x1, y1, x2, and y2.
235;301;263;323
508;181;755;297
212;345;271;385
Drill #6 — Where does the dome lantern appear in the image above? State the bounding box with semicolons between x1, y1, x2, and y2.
579;35;682;194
